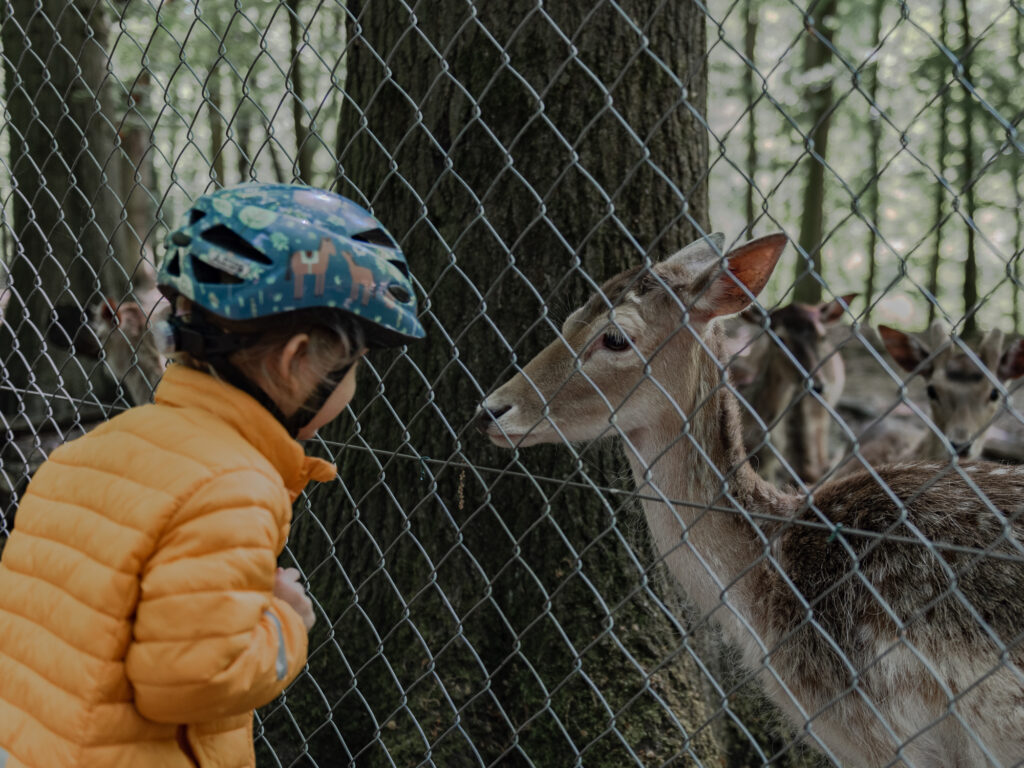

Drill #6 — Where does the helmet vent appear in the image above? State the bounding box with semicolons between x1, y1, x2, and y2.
189;209;207;224
165;252;181;277
387;285;412;304
352;228;397;249
200;225;273;264
191;254;244;285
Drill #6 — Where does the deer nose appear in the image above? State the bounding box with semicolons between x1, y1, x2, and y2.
474;404;511;433
810;381;824;395
952;441;972;457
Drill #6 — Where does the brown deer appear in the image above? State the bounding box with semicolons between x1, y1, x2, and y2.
738;295;855;484
879;322;1024;459
477;233;1024;767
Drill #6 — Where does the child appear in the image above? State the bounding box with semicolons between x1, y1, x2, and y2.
0;184;425;767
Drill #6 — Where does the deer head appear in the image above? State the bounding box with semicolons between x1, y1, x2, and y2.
49;294;169;406
878;321;1024;458
477;233;789;449
741;294;856;397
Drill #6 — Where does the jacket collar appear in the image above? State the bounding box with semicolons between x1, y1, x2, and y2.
154;364;337;497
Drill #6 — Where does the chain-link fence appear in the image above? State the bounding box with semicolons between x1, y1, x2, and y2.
2;0;1023;765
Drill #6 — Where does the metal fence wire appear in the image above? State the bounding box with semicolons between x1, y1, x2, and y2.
2;0;1024;766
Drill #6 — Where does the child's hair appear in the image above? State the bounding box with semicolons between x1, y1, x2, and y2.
172;301;365;416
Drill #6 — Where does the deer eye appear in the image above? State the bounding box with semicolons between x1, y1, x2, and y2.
989;387;999;402
926;384;938;400
602;330;631;352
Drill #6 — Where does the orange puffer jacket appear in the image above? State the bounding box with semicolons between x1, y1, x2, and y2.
0;364;336;767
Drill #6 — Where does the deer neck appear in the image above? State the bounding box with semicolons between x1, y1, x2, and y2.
743;350;795;426
620;325;788;637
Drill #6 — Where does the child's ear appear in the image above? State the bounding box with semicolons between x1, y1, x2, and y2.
690;233;788;320
277;333;312;391
878;325;932;376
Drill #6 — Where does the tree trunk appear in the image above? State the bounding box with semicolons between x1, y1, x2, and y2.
861;0;884;320
743;0;759;239
1;0;127;419
792;0;838;305
208;67;226;185
235;72;253;184
287;0;313;184
121;73;158;286
253;3;788;766
958;0;978;339
1014;14;1022;335
927;0;950;324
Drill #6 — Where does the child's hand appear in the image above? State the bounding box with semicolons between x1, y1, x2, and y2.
273;567;316;631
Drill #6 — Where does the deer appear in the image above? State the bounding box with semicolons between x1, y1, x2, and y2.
879;322;1024;457
49;264;169;407
736;295;856;484
476;233;1024;767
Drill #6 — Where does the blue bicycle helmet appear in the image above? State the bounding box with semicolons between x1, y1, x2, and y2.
157;183;425;347
156;183;426;436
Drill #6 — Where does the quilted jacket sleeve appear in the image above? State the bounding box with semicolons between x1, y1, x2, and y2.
126;469;309;723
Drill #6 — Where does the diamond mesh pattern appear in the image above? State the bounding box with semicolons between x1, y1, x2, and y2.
1;1;1023;766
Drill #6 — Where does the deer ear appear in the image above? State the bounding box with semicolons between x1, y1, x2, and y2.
97;297;117;322
879;325;932;375
997;338;1024;381
978;327;1004;370
818;293;857;324
115;303;147;337
691;233;788;319
658;232;727;274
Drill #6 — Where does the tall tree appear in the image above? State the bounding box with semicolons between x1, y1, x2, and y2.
287;0;314;184
792;0;839;304
207;64;227;185
119;73;158;282
958;0;978;339
1;0;128;419
743;0;759;238
861;0;885;320
252;2;797;766
1014;13;1023;335
927;0;951;324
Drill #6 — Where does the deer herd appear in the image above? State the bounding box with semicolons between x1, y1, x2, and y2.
10;233;1024;765
478;233;1024;767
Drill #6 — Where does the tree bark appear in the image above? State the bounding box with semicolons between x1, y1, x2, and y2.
1;0;127;418
792;0;838;305
255;2;773;766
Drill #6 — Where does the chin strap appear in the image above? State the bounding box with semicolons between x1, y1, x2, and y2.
160;315;352;439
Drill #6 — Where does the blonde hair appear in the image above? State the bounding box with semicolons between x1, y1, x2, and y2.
171;302;364;415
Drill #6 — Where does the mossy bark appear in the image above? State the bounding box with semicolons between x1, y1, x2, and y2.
259;2;800;766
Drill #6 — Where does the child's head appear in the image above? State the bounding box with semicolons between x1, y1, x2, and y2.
155;184;425;437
